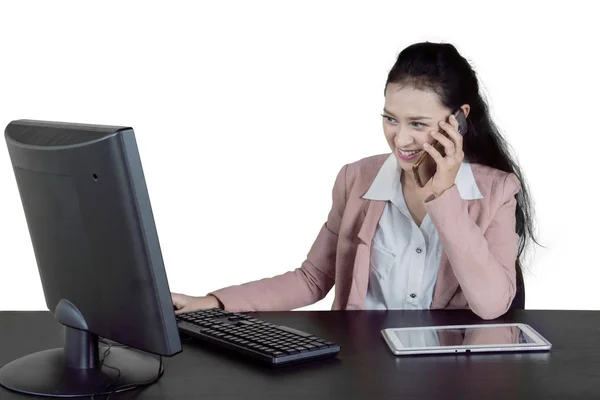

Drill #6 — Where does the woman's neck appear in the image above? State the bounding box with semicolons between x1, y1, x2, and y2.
401;171;432;197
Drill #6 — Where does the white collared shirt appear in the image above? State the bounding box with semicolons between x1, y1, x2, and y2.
362;154;483;310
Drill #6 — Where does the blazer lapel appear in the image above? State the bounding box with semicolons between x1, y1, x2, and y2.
348;199;385;308
357;199;385;245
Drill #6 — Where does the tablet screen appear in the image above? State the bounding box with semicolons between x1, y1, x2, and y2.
394;325;537;349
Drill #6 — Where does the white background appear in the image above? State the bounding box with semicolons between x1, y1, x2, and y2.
1;1;598;312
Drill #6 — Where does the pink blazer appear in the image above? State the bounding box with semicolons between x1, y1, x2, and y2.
211;154;521;320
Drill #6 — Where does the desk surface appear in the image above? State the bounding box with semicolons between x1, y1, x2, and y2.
1;309;599;399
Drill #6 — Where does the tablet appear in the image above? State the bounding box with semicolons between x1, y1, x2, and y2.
381;323;551;356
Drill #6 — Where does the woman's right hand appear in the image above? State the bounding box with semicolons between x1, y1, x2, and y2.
171;293;222;314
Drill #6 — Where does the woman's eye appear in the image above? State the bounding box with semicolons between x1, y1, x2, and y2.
411;122;425;128
382;115;398;124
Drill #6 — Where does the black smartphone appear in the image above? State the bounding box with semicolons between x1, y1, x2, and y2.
412;109;468;188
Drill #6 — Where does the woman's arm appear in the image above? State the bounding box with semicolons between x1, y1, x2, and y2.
208;164;349;312
425;172;521;319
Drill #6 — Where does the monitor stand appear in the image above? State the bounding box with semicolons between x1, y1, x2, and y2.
0;300;162;398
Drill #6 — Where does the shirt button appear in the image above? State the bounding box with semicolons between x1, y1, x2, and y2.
410;293;417;298
416;247;423;254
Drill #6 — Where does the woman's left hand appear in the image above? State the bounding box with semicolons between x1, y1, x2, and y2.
423;114;464;198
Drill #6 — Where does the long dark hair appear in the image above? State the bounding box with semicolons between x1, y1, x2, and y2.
385;41;539;266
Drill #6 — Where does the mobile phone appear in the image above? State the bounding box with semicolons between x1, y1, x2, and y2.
412;109;468;188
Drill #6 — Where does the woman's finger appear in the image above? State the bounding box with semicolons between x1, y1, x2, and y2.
431;128;456;156
423;142;444;165
441;116;463;154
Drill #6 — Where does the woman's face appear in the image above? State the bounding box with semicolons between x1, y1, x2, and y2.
382;83;457;175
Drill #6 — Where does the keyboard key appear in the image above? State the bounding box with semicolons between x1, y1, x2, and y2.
277;325;313;337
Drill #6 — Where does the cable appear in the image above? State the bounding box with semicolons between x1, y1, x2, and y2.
89;338;162;399
90;341;121;400
106;356;163;400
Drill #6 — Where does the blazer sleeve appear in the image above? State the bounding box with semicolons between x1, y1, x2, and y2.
208;164;349;312
425;172;521;320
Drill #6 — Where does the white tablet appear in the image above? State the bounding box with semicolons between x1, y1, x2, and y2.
382;323;551;356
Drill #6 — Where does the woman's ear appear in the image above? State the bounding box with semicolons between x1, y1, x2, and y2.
461;104;471;118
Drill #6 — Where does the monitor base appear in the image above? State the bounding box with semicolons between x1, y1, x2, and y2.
0;345;161;398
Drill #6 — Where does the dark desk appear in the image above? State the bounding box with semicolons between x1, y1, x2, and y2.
1;310;599;399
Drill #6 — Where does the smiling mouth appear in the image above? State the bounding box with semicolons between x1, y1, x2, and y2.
398;149;422;156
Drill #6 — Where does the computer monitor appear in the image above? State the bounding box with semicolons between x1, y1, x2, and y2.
0;120;182;398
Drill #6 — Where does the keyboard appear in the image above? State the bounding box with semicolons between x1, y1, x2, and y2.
176;308;341;366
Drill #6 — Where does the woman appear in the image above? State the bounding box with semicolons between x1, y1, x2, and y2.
172;42;537;320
